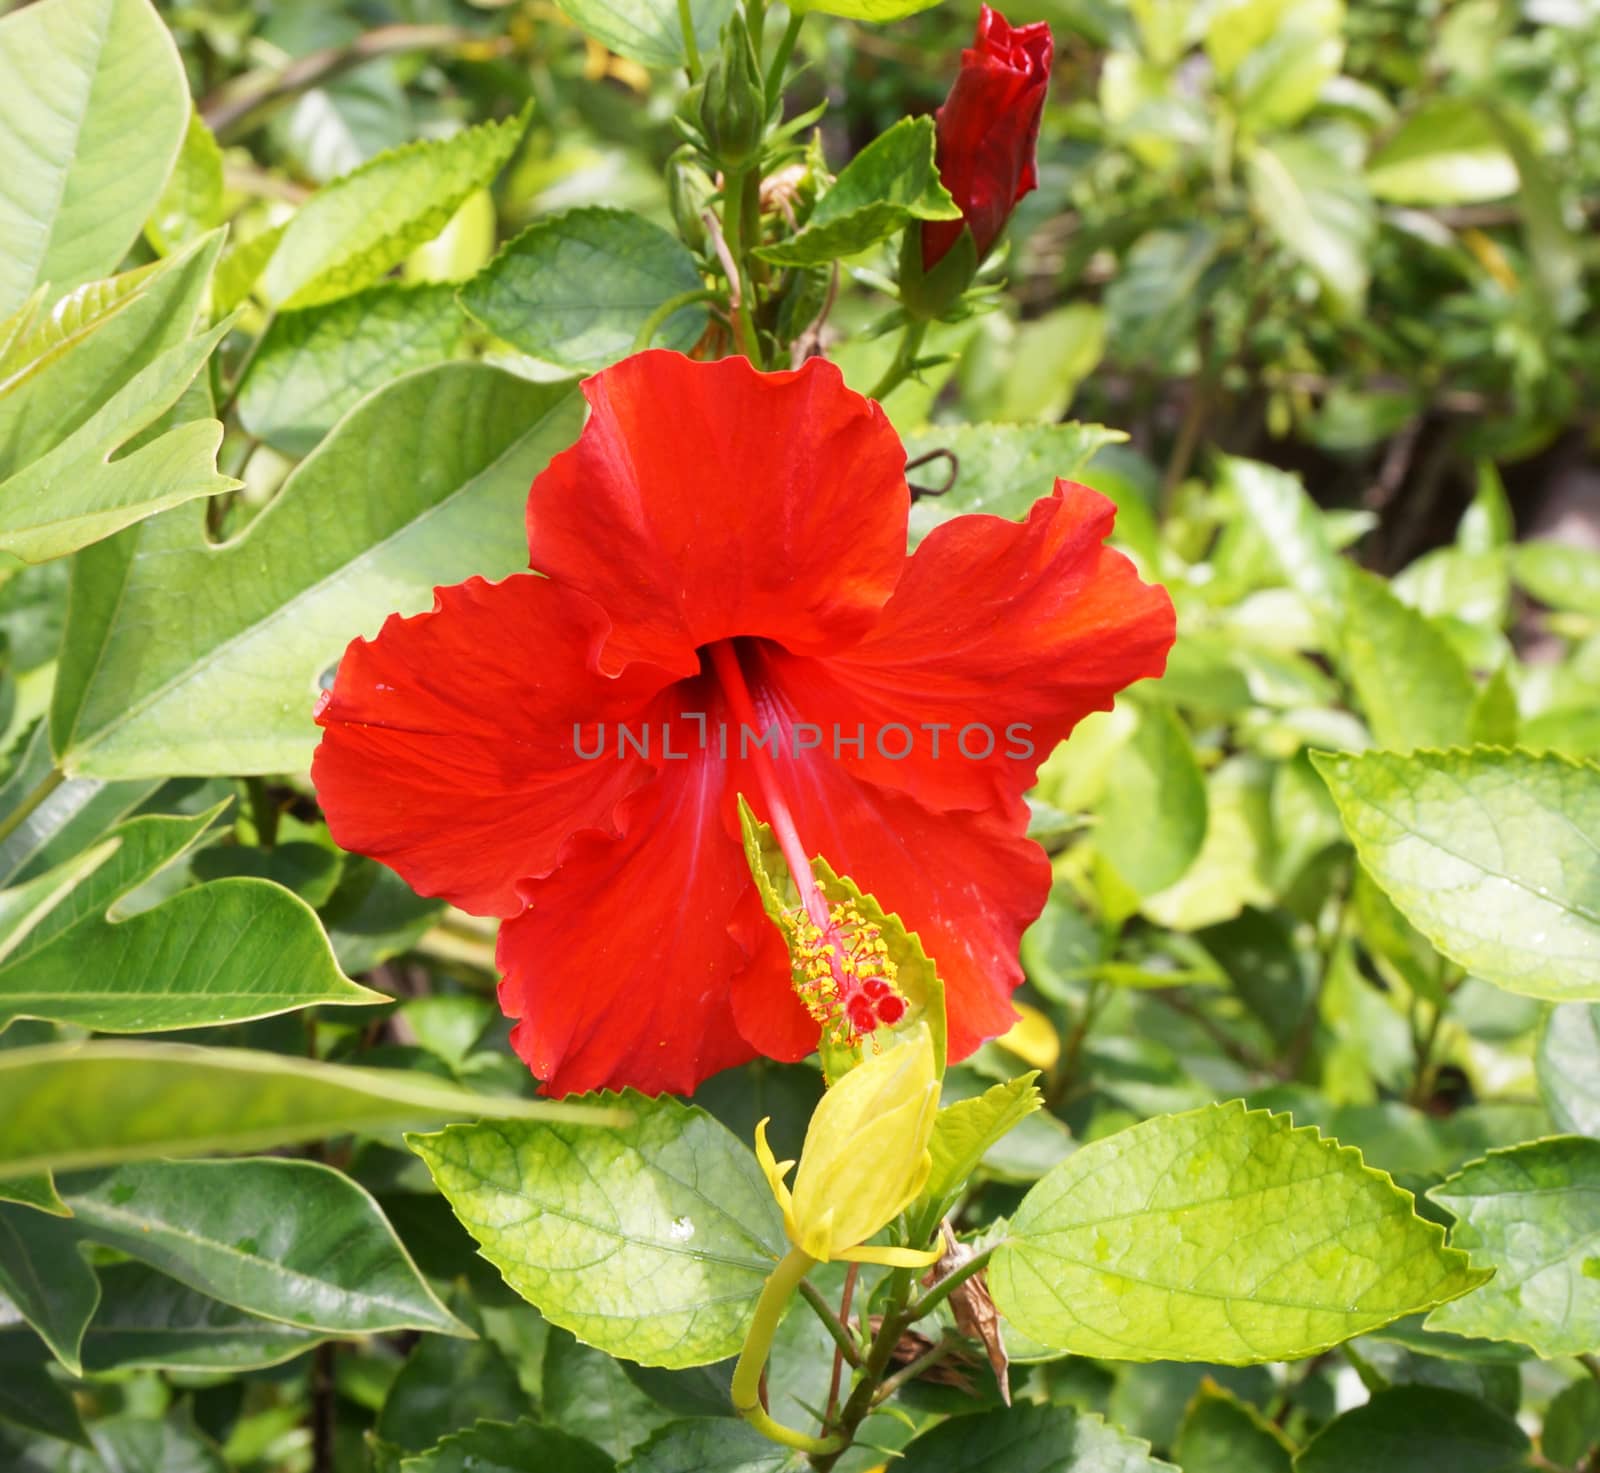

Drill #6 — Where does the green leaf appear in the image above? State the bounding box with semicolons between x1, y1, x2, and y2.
0;806;382;1033
895;1402;1178;1472
459;208;707;371
0;0;189;315
922;1074;1043;1218
620;1420;802;1472
543;1329;674;1458
1222;457;1345;615
1246;136;1374;309
410;1095;784;1369
1103;227;1220;367
57;1157;466;1338
554;0;734;69
1311;748;1600;1002
757;117;960;268
1512;540;1600;617
261;108;528;310
51;365;582;779
146;110;225;255
78;1410;228;1473
0;1174;67;1216
993;305;1108;425
1142;756;1276;932
378;1306;535;1453
1425;1137;1600;1356
738;797;947;1078
790;0;942;17
1544;1379;1600;1469
1231;14;1343;131
79;1261;324;1372
901;422;1127;547
989;1101;1487;1364
1367;99;1517;206
1097;702;1208;896
1294;1385;1529;1473
400;1419;615;1473
1174;1382;1293;1473
1537;1003;1600;1137
0;1334;89;1448
238;283;468;457
0;1039;621;1178
1340;570;1476;750
0;1202;98;1373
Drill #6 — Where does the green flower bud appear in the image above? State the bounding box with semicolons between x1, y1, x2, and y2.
667;146;715;254
698;12;766;170
756;1026;940;1266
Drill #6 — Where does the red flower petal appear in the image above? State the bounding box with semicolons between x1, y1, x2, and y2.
524;351;910;676
746;483;1175;814
730;756;1049;1064
313;575;674;918
498;707;787;1096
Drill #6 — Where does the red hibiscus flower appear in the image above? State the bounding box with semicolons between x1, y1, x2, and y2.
312;350;1173;1097
922;6;1054;270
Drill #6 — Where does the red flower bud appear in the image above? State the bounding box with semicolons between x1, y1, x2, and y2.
921;5;1053;271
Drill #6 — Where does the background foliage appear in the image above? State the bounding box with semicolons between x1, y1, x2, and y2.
0;0;1598;1468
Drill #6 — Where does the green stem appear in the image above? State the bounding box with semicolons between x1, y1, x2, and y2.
633;288;720;352
799;1276;860;1368
764;12;804;110
0;769;65;848
867;318;928;402
732;1247;843;1455
905;1244;995;1323
872;1335;955;1405
811;1266;918;1472
748;0;767;51
719;168;764;366
677;0;701;79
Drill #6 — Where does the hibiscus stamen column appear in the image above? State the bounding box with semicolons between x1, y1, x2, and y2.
708;640;908;1049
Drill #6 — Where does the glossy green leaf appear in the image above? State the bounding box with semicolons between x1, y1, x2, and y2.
790;0;942;17
1512;540;1600;617
80;1410;228;1473
79;1261;324;1372
0;1039;622;1178
1426;1137;1600;1356
146;110;225;254
58;1157;466;1337
1174;1382;1293;1473
1246;136;1374;309
1340;570;1476;750
1294;1385;1528;1473
620;1420;801;1472
459;208;707;371
990;1101;1487;1363
901;422;1127;547
0;1174;67;1216
51;366;581;779
0;1201;98;1373
261;108;527;309
1098;702;1208;896
0;807;381;1033
758;117;960;267
1142;756;1276;931
238;282;468;456
1311;748;1600;1002
553;0;734;69
896;1402;1178;1472
0;1334;89;1448
377;1306;535;1453
400;1418;615;1473
543;1329;673;1458
1223;456;1344;614
1367;99;1518;205
1537;1003;1600;1136
410;1094;783;1368
0;0;188;315
922;1074;1043;1216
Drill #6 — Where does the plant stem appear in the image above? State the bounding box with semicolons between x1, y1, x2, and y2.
633;288;720;352
872;1336;956;1404
810;1267;918;1472
905;1244;995;1322
677;0;701;79
822;1263;858;1424
0;769;65;848
732;1246;843;1454
719;168;765;367
764;12;804;109
867;319;928;402
799;1275;860;1369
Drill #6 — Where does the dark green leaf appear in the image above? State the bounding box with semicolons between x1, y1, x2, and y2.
400;1418;614;1473
896;1402;1177;1471
1293;1385;1528;1473
0;1202;98;1373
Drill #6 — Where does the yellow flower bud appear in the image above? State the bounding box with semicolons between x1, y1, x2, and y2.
755;1027;941;1267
